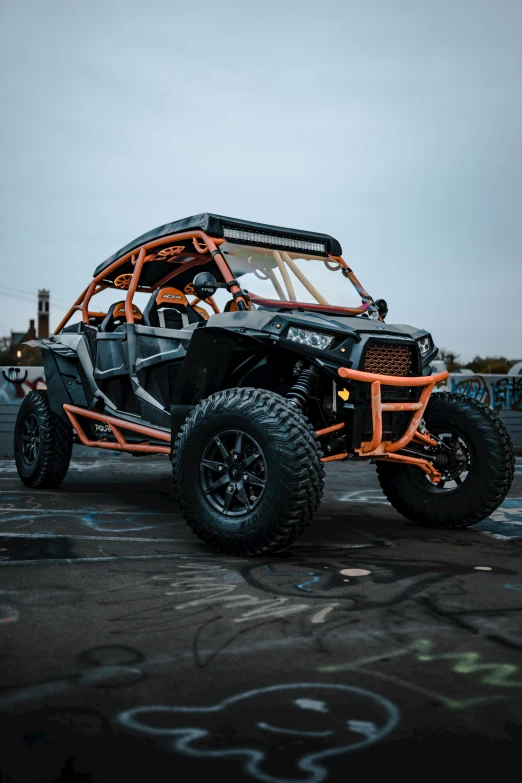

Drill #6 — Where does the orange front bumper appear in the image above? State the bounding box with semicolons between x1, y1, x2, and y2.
338;367;449;455
319;367;449;482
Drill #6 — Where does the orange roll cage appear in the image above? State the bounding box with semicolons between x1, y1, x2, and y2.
55;230;373;334
55;231;237;334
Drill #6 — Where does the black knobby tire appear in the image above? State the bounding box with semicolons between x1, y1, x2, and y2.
14;390;73;488
173;388;325;555
376;392;514;529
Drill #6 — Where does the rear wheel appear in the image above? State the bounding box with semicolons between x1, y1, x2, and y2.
14;390;73;488
376;392;514;528
173;388;324;555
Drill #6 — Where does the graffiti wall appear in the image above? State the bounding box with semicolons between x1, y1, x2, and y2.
447;373;522;413
446;373;522;448
0;367;47;455
0;366;46;405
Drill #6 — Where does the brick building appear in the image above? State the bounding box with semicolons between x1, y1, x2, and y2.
8;290;50;363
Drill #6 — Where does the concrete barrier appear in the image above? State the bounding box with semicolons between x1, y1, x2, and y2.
0;367;46;456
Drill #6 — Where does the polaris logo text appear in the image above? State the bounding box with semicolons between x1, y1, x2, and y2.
94;423;111;433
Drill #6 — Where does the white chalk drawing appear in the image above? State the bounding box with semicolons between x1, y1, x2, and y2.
337;489;389;505
117;683;399;783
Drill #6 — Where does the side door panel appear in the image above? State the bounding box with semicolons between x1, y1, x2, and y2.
93;331;139;413
133;324;191;412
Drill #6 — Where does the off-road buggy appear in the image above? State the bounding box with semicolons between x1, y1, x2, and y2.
15;213;514;554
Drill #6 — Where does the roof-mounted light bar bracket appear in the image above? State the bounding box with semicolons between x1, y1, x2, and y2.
222;227;327;256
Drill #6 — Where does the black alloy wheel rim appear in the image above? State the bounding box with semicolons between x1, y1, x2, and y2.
21;413;40;467
410;427;472;494
200;429;267;516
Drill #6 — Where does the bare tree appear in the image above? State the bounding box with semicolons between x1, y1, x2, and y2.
0;336;11;354
437;348;461;372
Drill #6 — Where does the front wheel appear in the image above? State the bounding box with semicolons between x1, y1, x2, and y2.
173;388;324;555
14;390;73;488
376;392;514;529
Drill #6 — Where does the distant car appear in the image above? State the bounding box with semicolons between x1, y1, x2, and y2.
14;213;514;554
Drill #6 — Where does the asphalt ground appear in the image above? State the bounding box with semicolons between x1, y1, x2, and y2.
0;450;521;782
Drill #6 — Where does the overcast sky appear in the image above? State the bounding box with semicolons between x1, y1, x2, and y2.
1;0;520;361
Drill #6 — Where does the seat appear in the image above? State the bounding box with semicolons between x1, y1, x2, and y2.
142;287;207;329
100;301;142;332
191;305;209;321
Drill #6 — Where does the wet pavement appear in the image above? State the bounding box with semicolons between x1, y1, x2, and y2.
0;451;521;781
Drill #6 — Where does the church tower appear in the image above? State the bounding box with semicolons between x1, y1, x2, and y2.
38;289;50;338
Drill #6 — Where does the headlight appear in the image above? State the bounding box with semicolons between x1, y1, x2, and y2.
416;335;433;356
287;326;334;350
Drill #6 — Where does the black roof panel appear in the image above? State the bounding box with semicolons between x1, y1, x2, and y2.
94;213;342;277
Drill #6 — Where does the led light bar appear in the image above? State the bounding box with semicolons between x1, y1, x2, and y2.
223;227;327;255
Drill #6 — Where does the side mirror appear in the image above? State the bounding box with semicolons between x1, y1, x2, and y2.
193;272;219;299
375;298;388;319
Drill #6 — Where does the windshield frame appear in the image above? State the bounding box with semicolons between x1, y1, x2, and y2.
220;242;376;316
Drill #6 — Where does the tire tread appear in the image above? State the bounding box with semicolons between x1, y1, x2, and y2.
376;392;515;529
173;388;324;555
14;390;73;489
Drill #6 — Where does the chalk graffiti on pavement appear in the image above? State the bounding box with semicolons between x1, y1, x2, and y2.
117;683;399;783
319;638;522;710
475;498;522;540
338;490;522;541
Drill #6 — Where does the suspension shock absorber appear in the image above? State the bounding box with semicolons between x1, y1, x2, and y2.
287;364;320;409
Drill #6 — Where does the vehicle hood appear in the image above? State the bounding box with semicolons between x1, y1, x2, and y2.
289;311;421;338
208;308;424;340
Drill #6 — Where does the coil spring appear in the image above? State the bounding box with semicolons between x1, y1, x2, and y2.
287;365;319;409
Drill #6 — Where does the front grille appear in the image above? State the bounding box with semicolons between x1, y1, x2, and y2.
363;344;412;377
382;385;411;401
